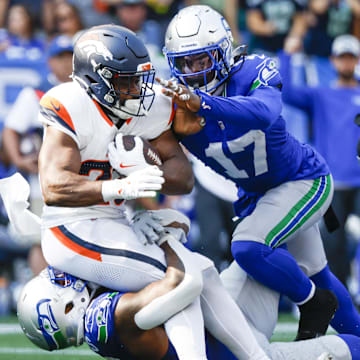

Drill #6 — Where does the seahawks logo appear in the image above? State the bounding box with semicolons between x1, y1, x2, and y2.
256;58;278;86
250;58;279;91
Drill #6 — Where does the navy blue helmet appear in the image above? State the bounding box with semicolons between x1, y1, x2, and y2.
72;25;155;119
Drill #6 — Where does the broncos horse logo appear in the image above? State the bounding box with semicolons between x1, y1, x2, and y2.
78;40;113;62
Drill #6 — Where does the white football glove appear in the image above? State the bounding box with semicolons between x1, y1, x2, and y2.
108;133;151;176
101;166;164;201
132;210;164;245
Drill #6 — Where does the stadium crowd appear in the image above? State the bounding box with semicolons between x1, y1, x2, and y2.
0;0;359;325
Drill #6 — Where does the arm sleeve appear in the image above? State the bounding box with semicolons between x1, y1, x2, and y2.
197;85;282;132
279;51;315;112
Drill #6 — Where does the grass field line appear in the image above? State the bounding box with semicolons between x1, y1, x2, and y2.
0;323;21;334
0;348;94;355
0;321;301;334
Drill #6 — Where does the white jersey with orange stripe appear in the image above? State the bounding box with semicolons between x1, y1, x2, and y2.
38;80;174;229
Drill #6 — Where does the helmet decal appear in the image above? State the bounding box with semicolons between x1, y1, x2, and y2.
78;40;113;62
37;299;67;350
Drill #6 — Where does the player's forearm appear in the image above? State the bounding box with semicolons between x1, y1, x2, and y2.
160;157;194;195
197;90;282;130
41;171;105;207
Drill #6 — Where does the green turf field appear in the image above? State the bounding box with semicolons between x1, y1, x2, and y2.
0;313;331;360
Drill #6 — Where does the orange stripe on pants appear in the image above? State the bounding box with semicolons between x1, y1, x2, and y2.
50;227;102;262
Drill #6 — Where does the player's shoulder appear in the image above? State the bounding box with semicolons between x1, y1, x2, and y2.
231;53;281;90
40;81;93;124
41;81;88;107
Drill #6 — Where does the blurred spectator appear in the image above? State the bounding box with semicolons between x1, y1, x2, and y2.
115;0;170;77
280;34;360;286
66;0;115;27
0;0;43;29
1;35;73;276
304;0;360;57
42;1;84;39
115;0;162;52
0;4;45;56
2;34;73;177
146;0;181;44
245;0;308;54
223;0;248;46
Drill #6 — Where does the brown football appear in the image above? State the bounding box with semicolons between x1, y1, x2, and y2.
121;135;162;166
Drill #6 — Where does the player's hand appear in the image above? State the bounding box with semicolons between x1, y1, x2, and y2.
108;133;146;176
156;77;201;113
101;166;164;201
132;210;164;245
157;227;188;246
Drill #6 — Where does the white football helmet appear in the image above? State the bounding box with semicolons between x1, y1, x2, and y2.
17;267;90;351
163;5;234;93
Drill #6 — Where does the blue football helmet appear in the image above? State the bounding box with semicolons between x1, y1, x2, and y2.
72;24;155;119
163;5;234;93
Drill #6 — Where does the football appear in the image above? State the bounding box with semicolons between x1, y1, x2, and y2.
121;135;162;167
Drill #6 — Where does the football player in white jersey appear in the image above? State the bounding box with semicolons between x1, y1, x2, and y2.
38;24;193;293
36;25;271;360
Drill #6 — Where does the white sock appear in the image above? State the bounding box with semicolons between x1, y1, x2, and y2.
200;266;270;360
164;297;207;360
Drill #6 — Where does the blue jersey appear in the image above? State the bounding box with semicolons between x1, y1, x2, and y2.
280;52;360;187
181;55;329;198
84;291;237;360
84;291;178;360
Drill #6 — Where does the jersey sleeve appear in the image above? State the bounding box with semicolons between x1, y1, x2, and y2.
197;56;283;132
84;291;124;358
38;84;91;149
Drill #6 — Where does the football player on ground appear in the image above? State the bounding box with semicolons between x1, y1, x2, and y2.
17;228;360;360
158;4;360;340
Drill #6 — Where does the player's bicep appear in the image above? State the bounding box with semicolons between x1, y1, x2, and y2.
39;126;81;188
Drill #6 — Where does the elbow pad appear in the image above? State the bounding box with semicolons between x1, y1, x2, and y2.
134;238;203;330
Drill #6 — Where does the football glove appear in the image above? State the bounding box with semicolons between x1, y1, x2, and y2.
108;133;148;176
101;166;164;201
132;210;164;245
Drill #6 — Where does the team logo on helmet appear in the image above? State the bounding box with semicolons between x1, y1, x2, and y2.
37;299;68;350
78;40;113;62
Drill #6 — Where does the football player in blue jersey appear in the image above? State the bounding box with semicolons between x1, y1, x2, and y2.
17;242;360;360
159;4;360;340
